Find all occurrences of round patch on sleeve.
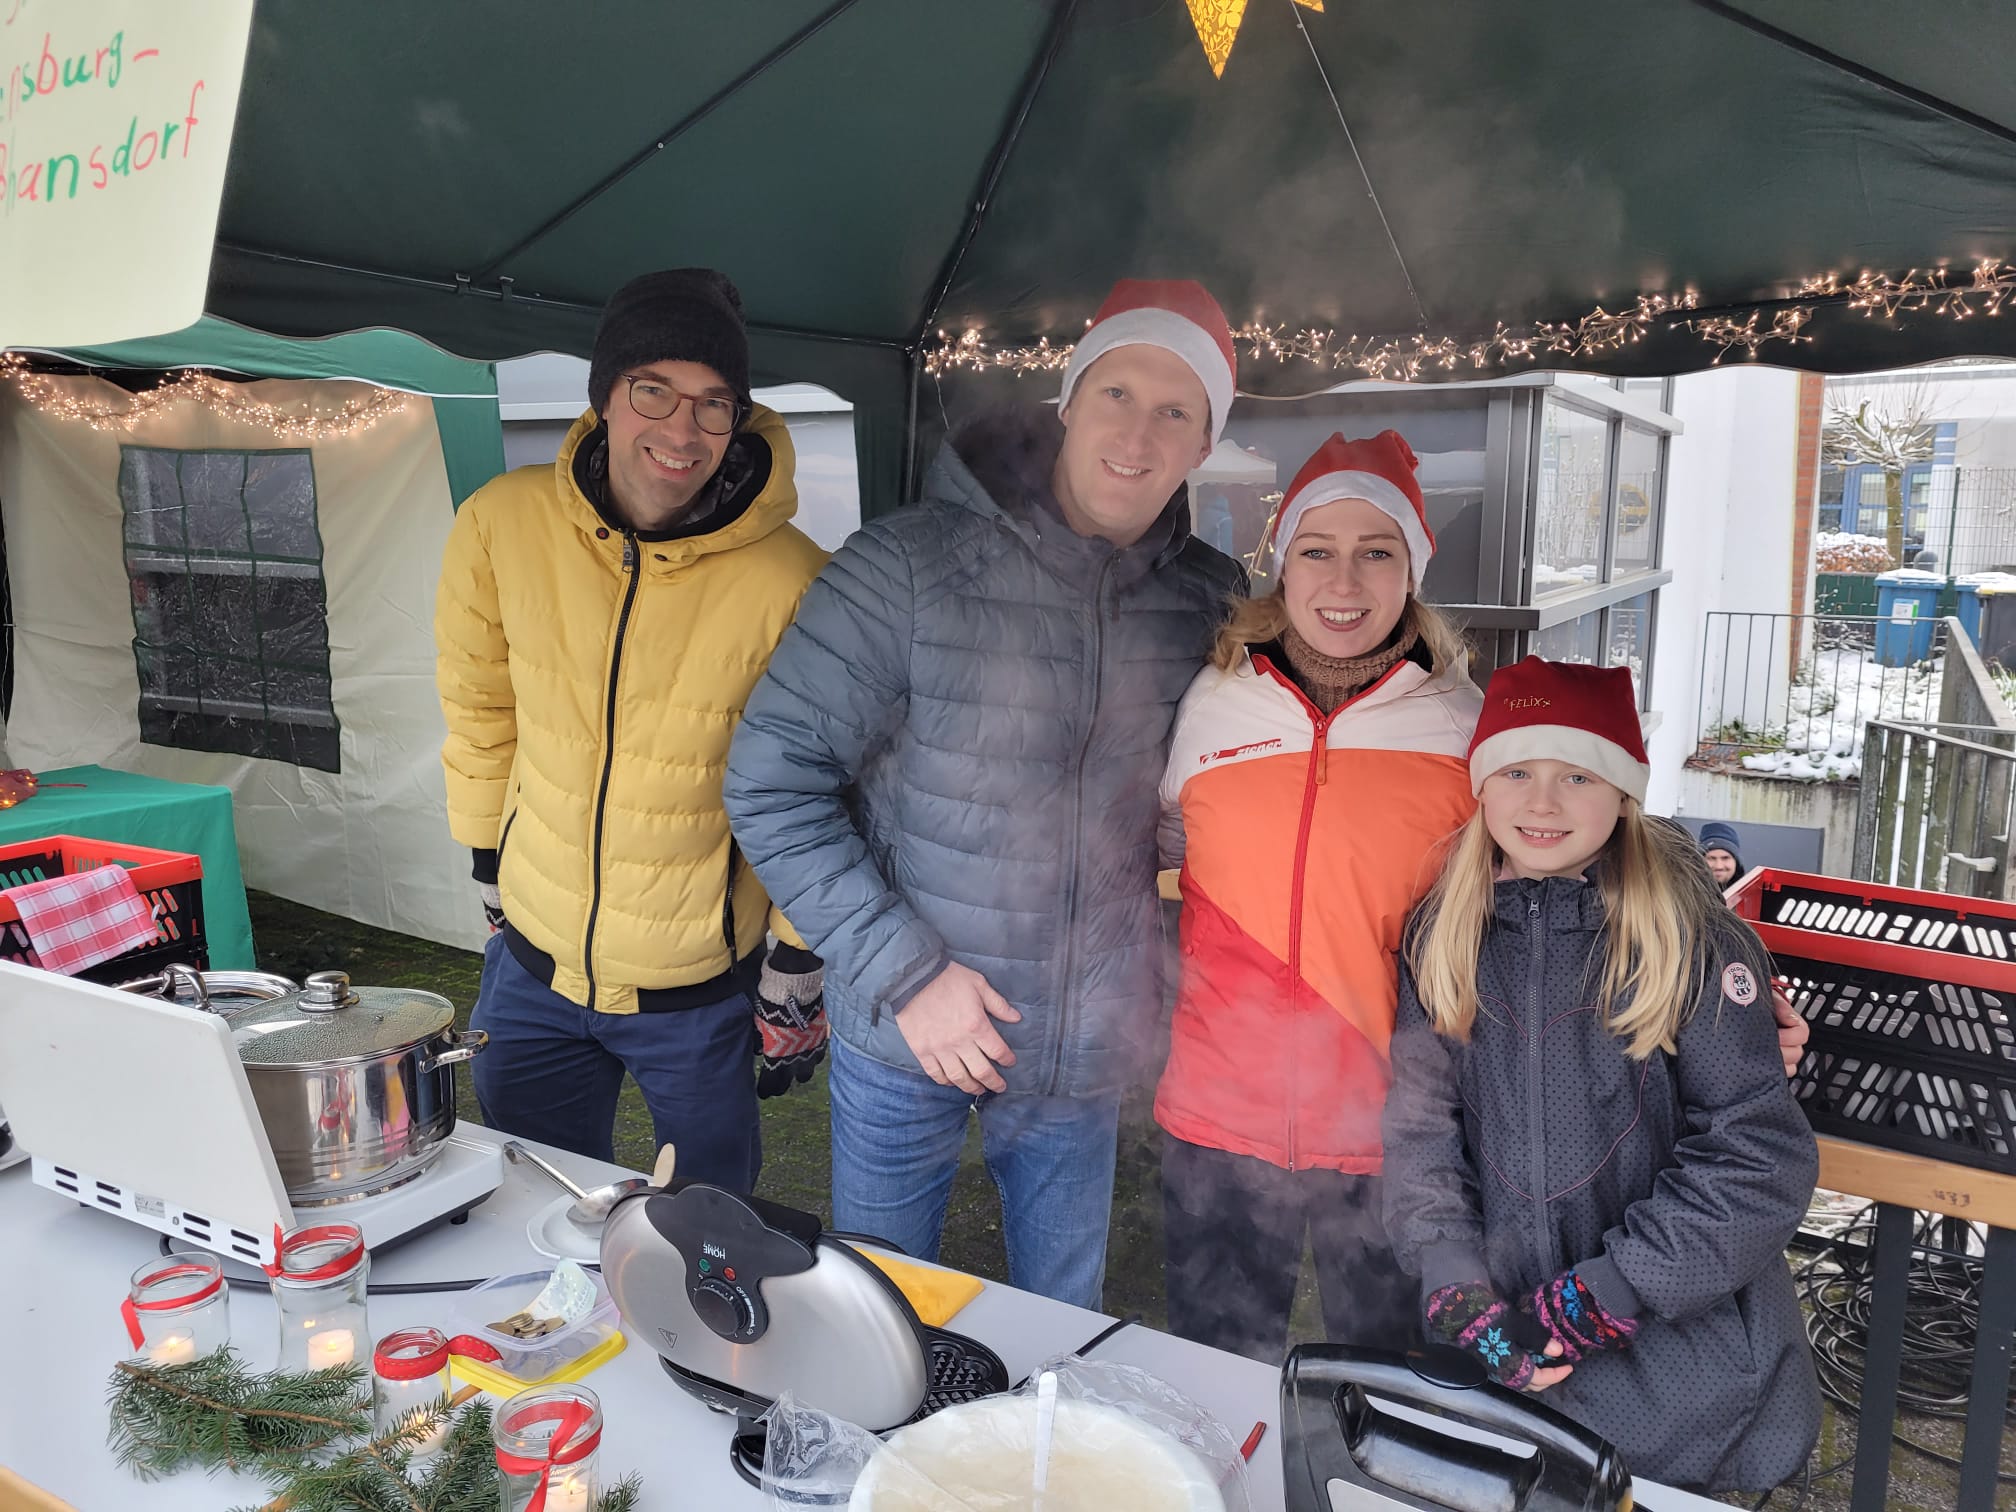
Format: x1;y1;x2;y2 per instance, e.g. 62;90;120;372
1722;962;1759;1005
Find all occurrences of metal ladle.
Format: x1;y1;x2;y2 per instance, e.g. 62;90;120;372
503;1141;649;1230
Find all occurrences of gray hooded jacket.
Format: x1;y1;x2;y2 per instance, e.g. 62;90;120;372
723;410;1242;1097
1383;873;1821;1493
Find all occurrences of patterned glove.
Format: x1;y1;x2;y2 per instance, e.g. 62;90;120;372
755;943;826;1100
478;881;505;934
1425;1282;1555;1390
1529;1269;1637;1363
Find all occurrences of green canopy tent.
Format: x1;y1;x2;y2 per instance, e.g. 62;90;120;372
204;0;2016;514
45;319;504;507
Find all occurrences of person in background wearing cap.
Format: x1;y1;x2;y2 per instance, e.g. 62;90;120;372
435;269;830;1185
1699;820;1746;888
723;280;1244;1306
1154;431;1482;1360
1383;658;1820;1493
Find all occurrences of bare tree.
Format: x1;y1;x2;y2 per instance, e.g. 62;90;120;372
1822;383;1938;566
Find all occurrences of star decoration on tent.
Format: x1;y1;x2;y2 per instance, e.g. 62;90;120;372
1187;0;1324;77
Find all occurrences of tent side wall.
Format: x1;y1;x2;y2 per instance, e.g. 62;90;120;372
0;377;487;952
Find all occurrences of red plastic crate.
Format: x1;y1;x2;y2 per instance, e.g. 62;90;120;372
0;834;208;982
1728;868;2016;1173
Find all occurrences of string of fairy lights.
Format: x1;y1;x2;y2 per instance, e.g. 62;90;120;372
0;351;410;441
923;260;2016;384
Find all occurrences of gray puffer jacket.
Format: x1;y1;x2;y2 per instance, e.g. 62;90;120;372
723;409;1242;1097
1382;873;1821;1493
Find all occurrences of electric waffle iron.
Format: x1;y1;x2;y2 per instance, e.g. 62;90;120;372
1281;1346;1633;1512
600;1179;1008;1487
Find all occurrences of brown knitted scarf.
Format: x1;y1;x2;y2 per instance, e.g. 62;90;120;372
1278;620;1420;714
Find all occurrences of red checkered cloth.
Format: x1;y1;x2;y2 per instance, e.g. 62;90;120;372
4;865;160;976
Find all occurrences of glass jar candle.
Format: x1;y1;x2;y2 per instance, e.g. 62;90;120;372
492;1384;602;1512
268;1222;369;1373
372;1327;453;1454
123;1254;230;1364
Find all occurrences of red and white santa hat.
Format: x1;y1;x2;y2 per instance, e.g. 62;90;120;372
1058;279;1237;445
1467;657;1650;803
1259;430;1435;582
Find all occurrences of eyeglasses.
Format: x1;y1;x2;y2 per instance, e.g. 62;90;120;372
621;375;742;436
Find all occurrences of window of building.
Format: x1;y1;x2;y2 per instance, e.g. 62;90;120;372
1215;377;1675;710
120;447;340;772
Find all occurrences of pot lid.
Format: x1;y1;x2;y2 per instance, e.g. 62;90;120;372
230;971;455;1067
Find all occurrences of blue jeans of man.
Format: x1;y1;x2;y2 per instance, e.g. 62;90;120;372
468;934;761;1190
826;1039;1120;1310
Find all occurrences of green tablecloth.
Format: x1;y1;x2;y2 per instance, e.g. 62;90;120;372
0;765;255;970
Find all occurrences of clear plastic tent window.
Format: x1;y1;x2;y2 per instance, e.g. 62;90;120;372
119;446;340;772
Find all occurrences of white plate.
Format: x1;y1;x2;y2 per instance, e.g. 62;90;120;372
525;1194;602;1265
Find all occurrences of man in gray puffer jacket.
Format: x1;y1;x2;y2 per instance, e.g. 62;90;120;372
724;281;1244;1306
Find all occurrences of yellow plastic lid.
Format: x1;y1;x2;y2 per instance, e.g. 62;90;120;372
450;1328;628;1396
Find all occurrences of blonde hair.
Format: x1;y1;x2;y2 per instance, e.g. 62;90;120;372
1406;801;1738;1060
1211;589;1468;677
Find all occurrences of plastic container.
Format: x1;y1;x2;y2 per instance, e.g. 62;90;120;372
0;835;207;981
453;1266;620;1383
1728;867;2016;1173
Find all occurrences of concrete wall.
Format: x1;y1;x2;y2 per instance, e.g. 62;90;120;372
1643;366;1804;816
1675;765;1859;875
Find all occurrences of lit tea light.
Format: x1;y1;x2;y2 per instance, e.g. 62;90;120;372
305;1328;355;1369
147;1332;197;1366
544;1472;594;1512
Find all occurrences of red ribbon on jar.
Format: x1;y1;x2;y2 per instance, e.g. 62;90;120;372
264;1222;366;1281
120;1262;223;1349
493;1398;601;1512
372;1328;450;1380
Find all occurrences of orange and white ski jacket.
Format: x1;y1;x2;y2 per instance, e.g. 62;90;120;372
1155;643;1482;1173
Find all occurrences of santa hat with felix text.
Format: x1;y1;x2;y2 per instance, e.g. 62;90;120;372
1467;657;1651;803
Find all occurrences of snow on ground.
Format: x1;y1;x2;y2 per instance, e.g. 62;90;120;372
1738;646;1942;781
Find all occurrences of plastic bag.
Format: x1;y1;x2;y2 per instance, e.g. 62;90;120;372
761;1355;1251;1511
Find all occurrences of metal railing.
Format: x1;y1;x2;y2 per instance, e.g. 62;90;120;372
1693;612;1949;779
1852;721;2016;897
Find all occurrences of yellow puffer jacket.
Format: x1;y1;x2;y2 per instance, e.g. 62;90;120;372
435;406;826;1013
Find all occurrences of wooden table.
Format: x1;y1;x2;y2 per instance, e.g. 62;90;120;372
1816;1137;2016;1512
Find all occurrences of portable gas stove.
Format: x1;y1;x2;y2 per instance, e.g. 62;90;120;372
0;963;501;1269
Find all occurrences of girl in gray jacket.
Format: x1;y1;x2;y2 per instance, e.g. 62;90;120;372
1383;658;1821;1493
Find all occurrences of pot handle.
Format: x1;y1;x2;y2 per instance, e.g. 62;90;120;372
420;1029;489;1075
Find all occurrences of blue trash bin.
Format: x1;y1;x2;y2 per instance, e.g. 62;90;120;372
1953;576;1988;648
1875;571;1942;665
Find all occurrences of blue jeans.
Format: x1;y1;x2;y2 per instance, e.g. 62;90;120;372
468;934;761;1190
827;1039;1120;1310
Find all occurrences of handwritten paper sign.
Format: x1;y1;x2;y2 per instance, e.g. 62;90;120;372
0;0;253;346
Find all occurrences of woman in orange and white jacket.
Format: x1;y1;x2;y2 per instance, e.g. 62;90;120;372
1156;431;1481;1361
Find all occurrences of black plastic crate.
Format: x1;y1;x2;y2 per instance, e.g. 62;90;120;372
1791;1049;2016;1173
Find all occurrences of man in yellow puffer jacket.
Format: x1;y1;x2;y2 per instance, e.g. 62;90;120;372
434;269;828;1185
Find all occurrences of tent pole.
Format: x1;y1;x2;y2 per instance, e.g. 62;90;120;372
1685;0;2016;148
901;349;922;505
911;0;1082;344
466;0;866;283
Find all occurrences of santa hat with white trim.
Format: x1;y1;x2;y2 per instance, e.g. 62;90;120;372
1468;657;1650;804
1058;279;1237;445
1260;430;1434;584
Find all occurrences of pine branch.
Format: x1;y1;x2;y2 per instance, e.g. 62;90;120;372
110;1356;646;1512
108;1350;369;1481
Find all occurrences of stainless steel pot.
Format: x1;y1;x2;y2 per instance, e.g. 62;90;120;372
118;966;487;1205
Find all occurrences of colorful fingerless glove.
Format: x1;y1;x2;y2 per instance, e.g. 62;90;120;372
1424;1281;1553;1390
1529;1269;1637;1363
